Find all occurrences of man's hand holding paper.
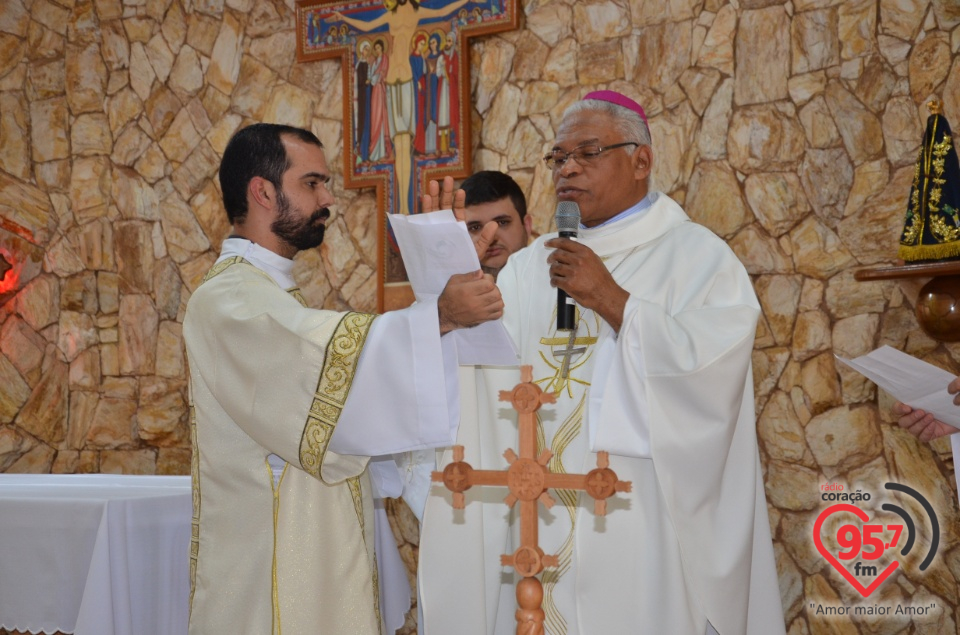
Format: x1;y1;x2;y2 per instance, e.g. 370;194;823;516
892;374;960;441
388;189;517;365
837;345;960;439
438;271;502;334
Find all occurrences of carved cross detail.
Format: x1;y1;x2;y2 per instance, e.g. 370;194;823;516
432;365;632;635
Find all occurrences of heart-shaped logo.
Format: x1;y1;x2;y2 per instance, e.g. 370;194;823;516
813;504;900;597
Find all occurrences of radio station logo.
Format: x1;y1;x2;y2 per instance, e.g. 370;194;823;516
814;482;939;598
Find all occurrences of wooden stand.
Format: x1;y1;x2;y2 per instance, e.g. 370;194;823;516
855;260;960;341
432;365;632;635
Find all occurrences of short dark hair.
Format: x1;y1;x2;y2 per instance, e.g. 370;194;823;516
460;171;527;219
219;123;323;224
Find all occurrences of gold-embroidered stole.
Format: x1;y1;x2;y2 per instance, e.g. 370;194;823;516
533;309;600;634
297;311;376;479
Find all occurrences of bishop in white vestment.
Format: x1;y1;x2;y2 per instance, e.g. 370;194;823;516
419;92;785;634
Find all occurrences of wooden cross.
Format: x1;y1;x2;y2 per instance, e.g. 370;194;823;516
433;365;632;635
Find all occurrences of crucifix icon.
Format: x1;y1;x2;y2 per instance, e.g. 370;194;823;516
433;365;632;635
295;0;520;309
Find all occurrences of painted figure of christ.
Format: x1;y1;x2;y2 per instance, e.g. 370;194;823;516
334;0;473;215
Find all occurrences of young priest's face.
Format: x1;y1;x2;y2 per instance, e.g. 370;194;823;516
270;135;335;252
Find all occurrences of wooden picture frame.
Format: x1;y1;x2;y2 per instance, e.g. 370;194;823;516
295;0;519;310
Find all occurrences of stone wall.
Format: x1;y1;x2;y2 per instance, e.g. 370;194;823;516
2;0;960;632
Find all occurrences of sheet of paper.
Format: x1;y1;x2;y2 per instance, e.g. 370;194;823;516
836;345;960;425
388;210;517;366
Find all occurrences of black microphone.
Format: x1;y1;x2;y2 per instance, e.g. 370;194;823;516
554;201;580;331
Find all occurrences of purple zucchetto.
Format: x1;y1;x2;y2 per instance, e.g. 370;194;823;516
582;90;648;126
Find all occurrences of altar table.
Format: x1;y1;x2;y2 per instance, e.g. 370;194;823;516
0;474;191;635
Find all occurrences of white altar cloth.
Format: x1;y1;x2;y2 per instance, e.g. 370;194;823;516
0;474;191;635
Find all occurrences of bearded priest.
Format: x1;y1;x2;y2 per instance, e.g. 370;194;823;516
184;123;503;634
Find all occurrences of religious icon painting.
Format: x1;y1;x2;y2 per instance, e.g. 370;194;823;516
295;0;519;309
898;100;960;263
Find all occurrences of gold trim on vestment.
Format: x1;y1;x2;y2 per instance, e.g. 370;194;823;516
288;288;308;307
534;308;597;634
268;459;289;635
540;393;587;635
298;311;377;482
202;255;243;282
347;476;383;634
347;476;365;535
188;405;200;616
202;255;279;285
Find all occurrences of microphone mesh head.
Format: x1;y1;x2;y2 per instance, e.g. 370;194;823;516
555;202;581;233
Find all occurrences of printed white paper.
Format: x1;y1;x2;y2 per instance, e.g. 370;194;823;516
836;345;960;425
837;345;960;508
388;210;517;366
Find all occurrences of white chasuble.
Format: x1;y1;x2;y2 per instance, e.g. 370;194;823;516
185;253;455;635
420;193;786;635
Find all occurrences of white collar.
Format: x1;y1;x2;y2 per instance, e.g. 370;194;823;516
217;237;297;290
579;192;689;258
583;191;658;229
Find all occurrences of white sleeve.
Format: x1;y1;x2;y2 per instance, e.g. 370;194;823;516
395;448;438;522
366;456;404;498
329;298;460;457
588;295;652;458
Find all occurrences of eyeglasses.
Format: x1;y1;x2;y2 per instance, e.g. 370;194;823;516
543;142;640;170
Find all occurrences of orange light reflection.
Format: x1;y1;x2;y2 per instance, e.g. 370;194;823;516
0;250;19;295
